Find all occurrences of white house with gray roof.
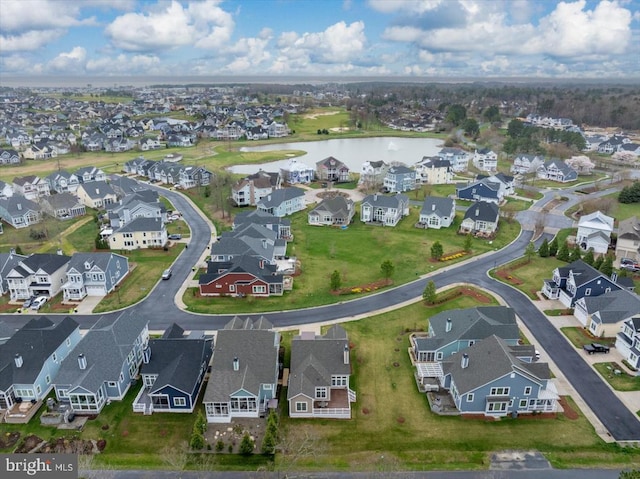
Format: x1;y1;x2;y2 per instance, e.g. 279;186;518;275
256;187;306;217
308;196;355;226
360;193;409;227
574;289;640;338
459;201;499;236
0;317;81;416
418;196;456;229
576;210;614;254
62;252;129;301
76;181;117;209
54;312;149;415
288;325;356;419
0;196;41;229
0;251;27;296
439;335;558;417
6;253;71;301
203;316;279;423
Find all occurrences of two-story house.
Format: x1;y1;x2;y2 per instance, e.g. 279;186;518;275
615;315;640;370
0;251;27;296
232;170;280;207
383;165;416;193
414;157;452;185
0;196;41;229
280;159;315;184
574;289;640;338
76;181;117;209
417;196;456;229
12;175;50;200
75;166;107;183
472;148;498;172
537;160;578;183
46;171;80;194
256;187;306;217
6;253;71;301
576;210;614;254
358;160;388;189
308;196;355;226
459;201;499;236
315;156;350;183
233;210;293;241
511;154;544;175
109;217;167;250
437;147;470;172
54;312;149;415
360;193;409;227
616;216;640;264
62;252;129;301
203;317;279;423
288;325;356;419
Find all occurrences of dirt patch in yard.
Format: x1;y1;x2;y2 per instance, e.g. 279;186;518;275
558;396;579;420
0;431;20;450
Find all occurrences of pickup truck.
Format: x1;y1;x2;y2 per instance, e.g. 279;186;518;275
583;343;610;354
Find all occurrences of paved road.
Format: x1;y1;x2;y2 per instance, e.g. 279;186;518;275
3;179;640;441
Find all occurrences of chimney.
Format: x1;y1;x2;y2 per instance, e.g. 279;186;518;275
143;345;151;364
343;344;349;365
432;203;436;211
475;208;479;217
373;193;378;201
461;353;469;369
233;357;239;371
56;248;63;255
96;188;100;195
14;353;23;368
262;239;267;249
445;318;452;333
9;247;15;256
78;354;87;370
17;203;22;211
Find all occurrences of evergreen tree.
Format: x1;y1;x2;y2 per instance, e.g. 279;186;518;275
330;270;342;291
380;260;395;280
423;280;437;304
189;431;204;450
568;246;582;262
524;242;536;262
582;248;595;266
431;241;444;260
593;255;604;270
557;241;570;262
463;234;473;253
548;237;559;256
239;432;254;456
538;238;549;257
14;245;24;255
600;255;614;276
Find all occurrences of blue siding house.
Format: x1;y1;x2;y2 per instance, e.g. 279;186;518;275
456;180;501;204
54;311;149;415
383;165;416;192
440;335;558;417
133;324;213;414
0;317;81;418
257;187;306;217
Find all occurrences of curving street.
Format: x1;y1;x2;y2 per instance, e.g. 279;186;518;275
3;180;640;441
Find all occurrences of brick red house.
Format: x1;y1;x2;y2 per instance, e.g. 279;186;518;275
199;256;291;297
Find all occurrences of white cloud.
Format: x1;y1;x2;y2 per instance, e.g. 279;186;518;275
223;35;272;73
105;0;234;52
86;54;162;75
0;30;66;53
368;0;443;14
48;46;87;72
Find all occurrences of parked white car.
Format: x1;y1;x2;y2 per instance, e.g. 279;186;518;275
30;296;48;310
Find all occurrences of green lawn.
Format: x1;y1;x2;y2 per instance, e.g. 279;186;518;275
184;207;521;314
593;362;640;392
491;256;566;300
503;197;534;211
275;295;635;472
560;327;615;350
515;188;544;201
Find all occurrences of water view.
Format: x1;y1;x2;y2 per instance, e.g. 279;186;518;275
230;137;444;174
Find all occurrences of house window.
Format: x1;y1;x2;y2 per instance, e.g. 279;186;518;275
263;384;272;390
66;338;71;347
36;385;41;396
489;387;510;396
229;285;235;292
585;288;591;296
58;389;67;398
524;386;532;395
467;393;474;402
46;375;51;384
52;352;57;362
487;402;507;412
108;381;117;387
253;285;267;294
315;387;328;399
119;373;124;382
173;397;186;407
331;376;348;387
519;399;527;408
295;402;308;412
436;352;443;360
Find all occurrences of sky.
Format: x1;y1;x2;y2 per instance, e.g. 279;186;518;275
1;0;639;82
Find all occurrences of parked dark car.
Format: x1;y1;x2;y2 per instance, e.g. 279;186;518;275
621;258;639;266
583;343;610;354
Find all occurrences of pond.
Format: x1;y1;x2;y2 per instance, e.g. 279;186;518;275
229;137;444;174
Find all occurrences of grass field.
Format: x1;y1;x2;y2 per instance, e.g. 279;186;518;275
560;327;616;350
183;206;521;314
594;362;640;392
491;256;566;300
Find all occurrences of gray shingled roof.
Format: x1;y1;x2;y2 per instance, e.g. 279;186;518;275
0;316;79;390
287;325;350;401
203;319;278;402
257;187;305;208
361;193;408;209
115;216;164;233
441;335;550;395
308;196;353;219
414;306;519;352
420;196;454;218
79;180;115;199
0;196;40;215
583;290;640;324
44;192;82;210
55;311;148;394
19;253;71;275
463;201;499;223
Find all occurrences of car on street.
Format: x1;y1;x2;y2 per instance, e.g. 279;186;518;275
583;343;610;354
168;234;182;240
161;269;172;280
30;296;48;310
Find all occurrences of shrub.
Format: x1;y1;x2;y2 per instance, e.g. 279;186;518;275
239;432;254;456
215;440;225;452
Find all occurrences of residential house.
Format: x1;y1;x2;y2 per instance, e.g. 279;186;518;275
0;317;81;414
233;210;293;240
574;289;640;338
472;148;498;172
437;147;470;172
5;253;71;301
476;173;515;198
199;255;291;297
40;193;86;220
203;316;279;423
511;154;545;175
308;196;355;226
537;159;578;183
108;175;148;198
106;192;165;229
139;137;162;151
211;223;286;266
0;251;27;295
383;164;416;193
178;166;212;189
75;166;107;183
417;196;456;229
76;181;117;209
615;316;640;370
0;180;13;199
456;179;501;204
45;171;80;194
0;148;21;165
109;217;167;250
267;121;289;138
315;156;350;183
598;135;628;154
459;201;499;236
22;141;57;160
280;159;314;184
232;170;280;207
360;193;409;227
414;156;452;185
12;175;50;200
358;160;388;188
133;324;213;414
616;216;640;264
439;335;558;417
576;210;614;254
288;325;356;419
0;196;41;229
256;187;306;217
54;312;149;415
62;252;129;301
542;259;627;307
